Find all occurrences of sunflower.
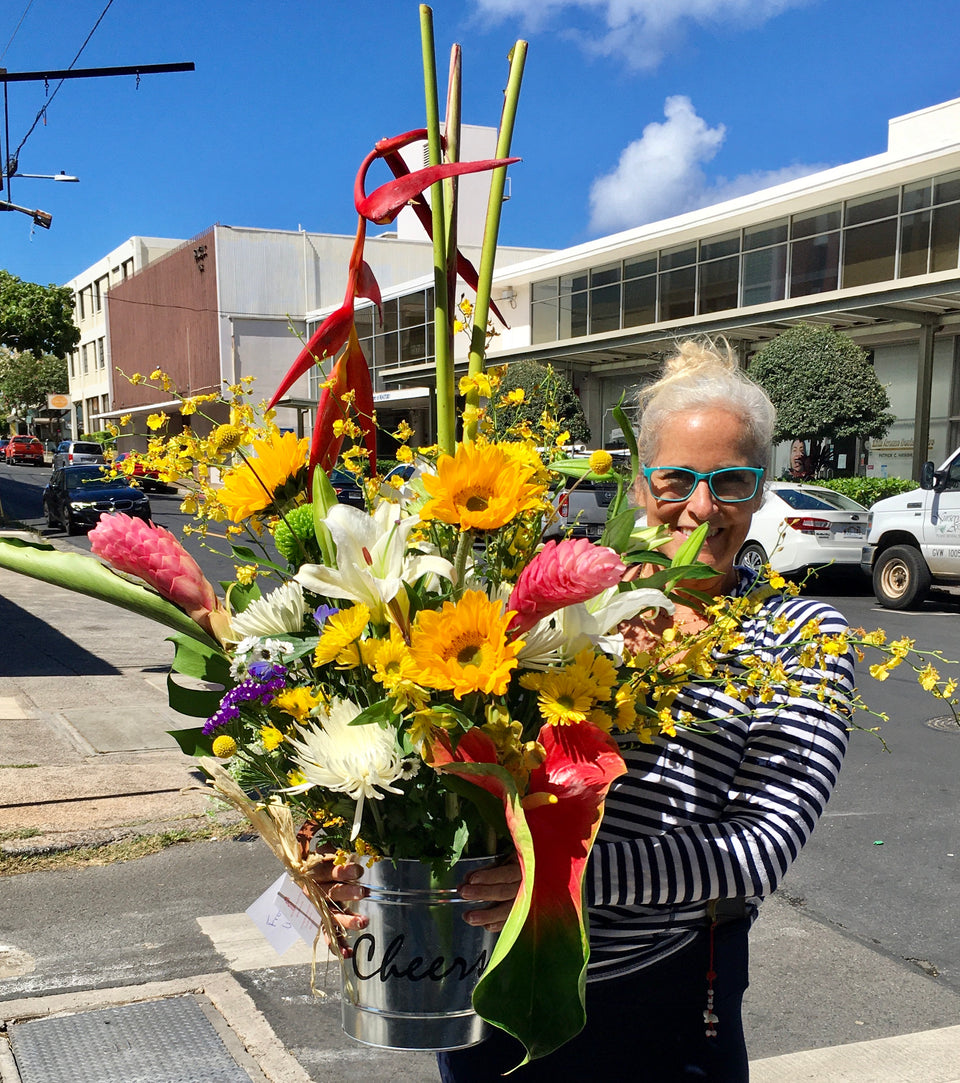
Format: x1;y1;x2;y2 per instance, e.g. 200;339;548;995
419;442;547;531
409;590;521;698
218;431;309;522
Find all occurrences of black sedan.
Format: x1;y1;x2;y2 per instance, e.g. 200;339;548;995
43;465;152;535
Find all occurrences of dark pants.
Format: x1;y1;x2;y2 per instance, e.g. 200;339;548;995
437;918;750;1083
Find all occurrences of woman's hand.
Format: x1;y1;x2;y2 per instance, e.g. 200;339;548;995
458;858;522;933
308;845;369;954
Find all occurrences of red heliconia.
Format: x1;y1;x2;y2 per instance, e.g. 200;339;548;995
268;132;520;479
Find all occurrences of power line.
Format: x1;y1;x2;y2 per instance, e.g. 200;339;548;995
12;0;116;162
0;0;36;65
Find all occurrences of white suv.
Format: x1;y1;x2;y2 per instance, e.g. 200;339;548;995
52;440;105;471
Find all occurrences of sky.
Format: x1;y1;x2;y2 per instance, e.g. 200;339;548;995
1;0;959;287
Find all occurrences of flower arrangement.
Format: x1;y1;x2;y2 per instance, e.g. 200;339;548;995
0;6;957;1069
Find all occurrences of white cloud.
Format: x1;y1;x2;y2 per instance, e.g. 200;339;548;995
587;96;824;234
474;0;810;70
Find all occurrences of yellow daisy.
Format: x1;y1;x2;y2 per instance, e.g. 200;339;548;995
419;442;546;531
218;431;309;522
409;590;521;698
261;725;285;750
371;629;419;693
272;686;323;723
566;648;618;701
314;603;370;667
534;670;595;726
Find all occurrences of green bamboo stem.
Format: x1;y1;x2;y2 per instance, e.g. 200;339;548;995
443;45;462;373
464;39;527;442
420;5;455;455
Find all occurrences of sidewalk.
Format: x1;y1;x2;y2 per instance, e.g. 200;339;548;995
1;533;959;1081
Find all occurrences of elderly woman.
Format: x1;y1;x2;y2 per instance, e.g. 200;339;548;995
438;339;854;1081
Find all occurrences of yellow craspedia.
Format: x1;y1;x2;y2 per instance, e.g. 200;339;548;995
588;449;613;475
212;735;237;759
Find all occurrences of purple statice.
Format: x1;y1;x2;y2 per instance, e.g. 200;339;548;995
202;672;288;735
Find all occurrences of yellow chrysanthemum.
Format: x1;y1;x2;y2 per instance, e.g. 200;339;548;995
419;443;546;531
272;686;323;723
218;431;309;522
261;725;285;750
314;603;370;667
408;590;521;698
371;630;419;693
566;648;618;701
212;735;237;758
534;671;595;726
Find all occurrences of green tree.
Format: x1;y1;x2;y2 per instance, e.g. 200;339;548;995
0;346;68;418
747;324;895;474
0;270;79;358
493;360;591;445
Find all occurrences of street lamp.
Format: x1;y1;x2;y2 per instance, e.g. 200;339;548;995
12;170;79;182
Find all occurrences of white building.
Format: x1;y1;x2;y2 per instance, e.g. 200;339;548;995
343;96;960;480
64;236;182;438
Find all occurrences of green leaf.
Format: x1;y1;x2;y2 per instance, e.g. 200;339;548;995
223;579;261;613
612;395;640;481
0;537;218;647
311;467;338;565
167;726;214;758
229;544;289;576
165;632;232;719
670;520;709;566
348;699;397;728
600;506;638;553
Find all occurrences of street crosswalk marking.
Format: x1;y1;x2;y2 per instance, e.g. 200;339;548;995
750;1023;960;1083
196;913;334;971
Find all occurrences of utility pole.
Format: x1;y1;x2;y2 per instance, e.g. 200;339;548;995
1;61;194;226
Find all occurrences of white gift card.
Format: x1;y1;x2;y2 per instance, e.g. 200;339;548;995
246;873;302;956
275;873;323;945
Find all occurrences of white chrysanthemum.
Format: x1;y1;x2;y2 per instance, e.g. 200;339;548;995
231;580;306;638
284;697;406;840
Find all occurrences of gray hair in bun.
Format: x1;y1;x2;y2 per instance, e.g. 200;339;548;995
634;338;775;475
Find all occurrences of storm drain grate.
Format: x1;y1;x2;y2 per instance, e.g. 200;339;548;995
925;714;960;734
8;995;253;1083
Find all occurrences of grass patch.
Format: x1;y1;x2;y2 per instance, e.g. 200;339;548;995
0;827;42;841
0;763;40;769
0;822;243;876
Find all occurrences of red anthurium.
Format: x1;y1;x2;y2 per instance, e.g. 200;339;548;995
431;722;626;1065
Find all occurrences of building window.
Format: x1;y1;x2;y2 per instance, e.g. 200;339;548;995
77;290;85;322
81;344;89;374
97;338;106;369
94;279;102;313
122;258;134;279
526;172;960;342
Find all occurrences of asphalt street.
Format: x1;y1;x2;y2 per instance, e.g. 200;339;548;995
2;460;960;1080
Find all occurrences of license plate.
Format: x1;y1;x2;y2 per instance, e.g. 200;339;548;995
842;526;865;538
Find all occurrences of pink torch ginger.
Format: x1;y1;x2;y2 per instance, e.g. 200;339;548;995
507;538;626;635
89;513;229;641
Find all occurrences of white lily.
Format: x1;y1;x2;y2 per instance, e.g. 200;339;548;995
230;580;306;638
516;586;673;667
295;502;454;625
284;697;409;841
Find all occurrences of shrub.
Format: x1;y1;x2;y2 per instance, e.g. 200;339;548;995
814;476;918;507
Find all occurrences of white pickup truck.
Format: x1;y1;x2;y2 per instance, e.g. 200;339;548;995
861;447;960;608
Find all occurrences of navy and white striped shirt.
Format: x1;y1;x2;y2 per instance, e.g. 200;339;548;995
587;574;853;980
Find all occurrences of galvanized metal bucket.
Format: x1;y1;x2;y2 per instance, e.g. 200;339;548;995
340;856;496;1051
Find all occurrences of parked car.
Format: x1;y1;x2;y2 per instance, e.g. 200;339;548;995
0;437;10;457
43;465;151;535
52;440;105;471
861;446;960;608
330;467;367;510
735;481;872;575
113;451;164;491
544;474;619;541
4;434;45;465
